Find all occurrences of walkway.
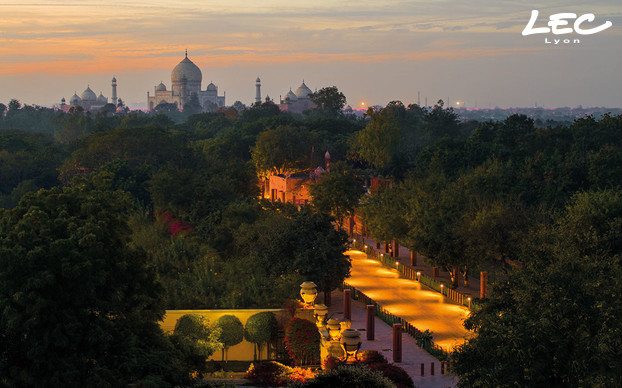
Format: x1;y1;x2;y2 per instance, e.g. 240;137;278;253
345;250;470;350
328;287;458;388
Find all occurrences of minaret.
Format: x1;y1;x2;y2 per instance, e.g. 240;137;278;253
255;77;261;103
111;77;118;105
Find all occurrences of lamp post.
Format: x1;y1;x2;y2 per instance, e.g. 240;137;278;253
467;297;472;309
416;271;421;281
440;284;444;296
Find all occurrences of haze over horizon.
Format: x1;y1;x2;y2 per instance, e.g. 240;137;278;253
0;0;620;109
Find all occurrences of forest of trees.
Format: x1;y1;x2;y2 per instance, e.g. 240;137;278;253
1;92;622;386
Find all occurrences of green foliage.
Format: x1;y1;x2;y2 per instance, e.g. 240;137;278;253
308;86;347;116
173;314;222;358
0;186;190;386
244;312;279;360
283;318;320;366
245;361;315;386
215;315;244;362
309;163;365;223
288;365;396;388
251;125;313;178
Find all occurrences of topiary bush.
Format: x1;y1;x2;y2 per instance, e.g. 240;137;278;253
215;315;244;362
287;365;396;388
244;311;279;361
170;314;222;377
366;362;414;388
245;361;315;386
358;350;388;365
283;318;321;366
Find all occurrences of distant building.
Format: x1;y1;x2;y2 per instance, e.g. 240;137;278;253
278;81;316;113
147;51;225;111
263;151;331;204
60;77;120;112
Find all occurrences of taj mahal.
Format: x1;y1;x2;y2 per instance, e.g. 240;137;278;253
147;51;225;111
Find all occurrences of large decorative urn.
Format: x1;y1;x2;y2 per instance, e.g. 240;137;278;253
340;329;362;362
314;304;328;327
326;318;342;341
300;281;318;306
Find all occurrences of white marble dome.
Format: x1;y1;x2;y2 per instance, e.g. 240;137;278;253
171;55;202;85
295;81;312;99
156;82;167;91
285;89;298;101
81;86;97;101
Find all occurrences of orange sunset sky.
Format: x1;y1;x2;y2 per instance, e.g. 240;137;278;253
0;0;621;108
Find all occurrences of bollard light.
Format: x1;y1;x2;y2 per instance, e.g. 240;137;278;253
467;297;472;309
416;271;421;281
440;284;444;296
364;245;368;249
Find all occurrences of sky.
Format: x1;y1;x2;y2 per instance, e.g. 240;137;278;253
0;0;621;108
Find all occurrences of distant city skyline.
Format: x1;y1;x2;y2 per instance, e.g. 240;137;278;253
0;1;621;108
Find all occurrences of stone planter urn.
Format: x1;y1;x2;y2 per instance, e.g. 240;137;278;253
326;319;342;341
314;304;328;327
340;329;362;362
300;281;318;306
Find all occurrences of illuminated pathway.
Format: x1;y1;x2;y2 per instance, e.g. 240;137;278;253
345;250;470;350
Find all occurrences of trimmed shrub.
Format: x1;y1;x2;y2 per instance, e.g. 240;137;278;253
358;350;388;365
244;311;279;361
245;361;315;386
283;318;320;366
215;315;244;362
287;365;396;388
367;363;414;388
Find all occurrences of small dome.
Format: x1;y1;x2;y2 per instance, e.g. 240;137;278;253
325;151;331;160
206;82;217;91
295;81;312;99
97;93;107;103
112;76;117;83
171;54;202;85
285;89;297;101
156;82;167;91
61;97;66;103
70;92;81;105
81;86;97;101
256;77;261;83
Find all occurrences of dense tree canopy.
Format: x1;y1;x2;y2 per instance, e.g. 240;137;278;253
0;187;189;386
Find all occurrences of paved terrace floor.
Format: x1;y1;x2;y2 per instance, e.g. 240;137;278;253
345;250;471;351
328;287;458;388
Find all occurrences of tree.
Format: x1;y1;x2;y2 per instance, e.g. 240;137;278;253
215;315;244;362
183;92;202;114
251;125;313;178
244;311;279;361
172;314;222;375
0;186;190;386
309;86;347;116
309;163;365;225
452;254;622;387
154;102;178;113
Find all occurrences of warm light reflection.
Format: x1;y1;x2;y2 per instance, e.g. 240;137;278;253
346;250;469;350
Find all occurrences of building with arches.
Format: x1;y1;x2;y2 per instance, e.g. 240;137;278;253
147;52;225;111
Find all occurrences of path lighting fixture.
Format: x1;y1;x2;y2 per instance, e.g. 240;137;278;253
468;297;472;309
395;261;399;267
416;271;421;281
340;329;362;363
364;245;368;249
440;284;444;295
300;281;318;306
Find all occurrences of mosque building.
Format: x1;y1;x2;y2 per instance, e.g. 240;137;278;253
60;77;121;112
147;51;225;111
255;78;316;114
